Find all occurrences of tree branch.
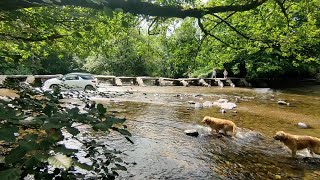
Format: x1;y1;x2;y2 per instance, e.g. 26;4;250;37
212;14;253;40
275;0;290;27
0;33;68;42
197;18;238;50
147;17;160;35
0;0;269;18
207;12;236;33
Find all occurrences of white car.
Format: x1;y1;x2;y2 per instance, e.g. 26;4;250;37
43;73;98;91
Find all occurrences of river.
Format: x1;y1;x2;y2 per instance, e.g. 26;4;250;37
91;85;320;179
1;85;320;179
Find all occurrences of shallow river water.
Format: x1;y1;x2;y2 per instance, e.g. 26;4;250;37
2;85;320;179
91;85;320;180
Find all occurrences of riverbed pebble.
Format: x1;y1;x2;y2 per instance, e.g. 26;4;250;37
184;129;199;137
188;101;196;104
274;175;281;179
277;100;290;106
297;122;309;129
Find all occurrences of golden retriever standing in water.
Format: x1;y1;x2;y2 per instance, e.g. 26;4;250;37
202;116;236;136
273;131;320;158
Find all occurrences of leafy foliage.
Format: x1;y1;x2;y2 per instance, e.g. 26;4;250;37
0;0;319;79
0;84;132;179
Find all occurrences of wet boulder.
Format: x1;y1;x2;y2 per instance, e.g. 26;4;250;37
184;129;199;137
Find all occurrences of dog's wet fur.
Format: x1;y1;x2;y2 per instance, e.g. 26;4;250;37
202;116;236;137
273;131;320;158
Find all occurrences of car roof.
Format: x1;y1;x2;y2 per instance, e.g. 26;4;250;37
66;72;93;76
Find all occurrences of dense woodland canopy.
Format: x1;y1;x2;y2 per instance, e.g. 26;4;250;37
0;0;319;78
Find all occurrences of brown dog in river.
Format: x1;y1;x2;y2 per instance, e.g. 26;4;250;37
202;116;236;136
273;131;320;158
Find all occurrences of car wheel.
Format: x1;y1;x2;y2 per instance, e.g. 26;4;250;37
84;85;96;91
50;84;60;90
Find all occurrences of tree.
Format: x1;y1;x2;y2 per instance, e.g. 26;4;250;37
0;0;268;18
0;0;319;78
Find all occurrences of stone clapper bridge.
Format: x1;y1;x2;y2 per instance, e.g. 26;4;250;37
0;75;252;87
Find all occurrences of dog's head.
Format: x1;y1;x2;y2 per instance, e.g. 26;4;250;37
202;116;212;125
273;131;287;141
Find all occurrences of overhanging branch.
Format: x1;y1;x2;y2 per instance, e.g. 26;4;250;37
275;0;290;27
212;14;252;40
0;33;68;42
197;18;238;50
0;0;269;18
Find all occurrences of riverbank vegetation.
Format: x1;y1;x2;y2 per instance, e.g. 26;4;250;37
0;0;319;79
0;82;133;179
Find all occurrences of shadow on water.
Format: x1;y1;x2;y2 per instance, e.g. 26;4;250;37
103;100;320;180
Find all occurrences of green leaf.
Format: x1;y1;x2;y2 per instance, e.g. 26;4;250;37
42;122;64;130
5;146;27;164
48;154;72;170
39;140;54;151
43;105;53;117
34;153;50;163
19;140;39;151
97;104;107;115
107;117;126;124
24;157;42;168
115;128;131;136
93;121;112;131
53;145;78;155
0;168;22;180
73;161;93;171
67;107;80;117
0;126;18;142
73;32;83;38
66;126;80;136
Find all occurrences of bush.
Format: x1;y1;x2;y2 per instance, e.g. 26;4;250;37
0;85;132;179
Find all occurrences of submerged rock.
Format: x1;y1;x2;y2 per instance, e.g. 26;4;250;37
184;129;199;137
203;101;212;107
212;99;237;110
220;108;226;114
188;101;196;104
194;103;203;109
277;100;290;106
297;122;309;129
